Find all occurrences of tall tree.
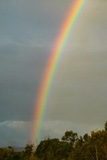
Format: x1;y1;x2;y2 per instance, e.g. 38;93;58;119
62;130;78;147
105;121;107;131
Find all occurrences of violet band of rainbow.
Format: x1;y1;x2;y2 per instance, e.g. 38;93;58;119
31;0;87;143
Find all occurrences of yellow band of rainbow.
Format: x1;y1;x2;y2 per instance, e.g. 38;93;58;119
31;0;87;143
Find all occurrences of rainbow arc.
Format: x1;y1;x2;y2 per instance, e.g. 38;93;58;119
31;0;87;143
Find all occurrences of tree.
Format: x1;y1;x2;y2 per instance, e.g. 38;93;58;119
105;121;107;131
0;147;14;160
35;138;59;160
21;144;34;160
35;138;70;160
62;130;78;147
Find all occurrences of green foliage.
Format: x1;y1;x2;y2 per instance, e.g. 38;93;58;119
35;122;107;160
35;138;70;160
0;145;38;160
1;121;107;160
21;144;36;160
105;121;107;131
62;130;78;147
0;147;14;160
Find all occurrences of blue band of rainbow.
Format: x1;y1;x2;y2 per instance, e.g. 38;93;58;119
31;0;87;143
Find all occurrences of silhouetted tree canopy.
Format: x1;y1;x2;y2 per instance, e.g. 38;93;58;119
0;121;107;160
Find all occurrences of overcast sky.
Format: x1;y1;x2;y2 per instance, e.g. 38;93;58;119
0;0;107;146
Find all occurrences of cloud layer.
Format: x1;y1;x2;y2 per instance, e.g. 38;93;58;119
0;0;107;146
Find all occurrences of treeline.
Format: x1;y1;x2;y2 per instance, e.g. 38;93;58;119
1;122;107;160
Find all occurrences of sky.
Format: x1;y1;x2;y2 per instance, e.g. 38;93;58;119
0;0;107;146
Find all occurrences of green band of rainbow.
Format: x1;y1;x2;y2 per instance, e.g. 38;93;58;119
31;0;87;143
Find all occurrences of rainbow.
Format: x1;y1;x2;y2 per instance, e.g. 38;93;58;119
31;0;87;143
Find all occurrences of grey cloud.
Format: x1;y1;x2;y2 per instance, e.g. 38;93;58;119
41;120;104;141
0;0;107;145
0;121;30;146
44;0;107;130
46;50;107;126
0;44;50;122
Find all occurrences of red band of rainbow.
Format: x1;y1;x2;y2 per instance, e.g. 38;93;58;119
31;0;87;143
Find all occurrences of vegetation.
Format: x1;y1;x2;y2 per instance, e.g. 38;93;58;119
0;121;107;160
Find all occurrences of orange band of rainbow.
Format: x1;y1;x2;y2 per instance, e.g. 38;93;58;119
31;0;87;143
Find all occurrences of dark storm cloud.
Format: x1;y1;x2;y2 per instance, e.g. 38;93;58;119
0;0;75;146
45;0;107;135
0;0;107;145
0;43;50;122
0;121;30;146
0;0;72;123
